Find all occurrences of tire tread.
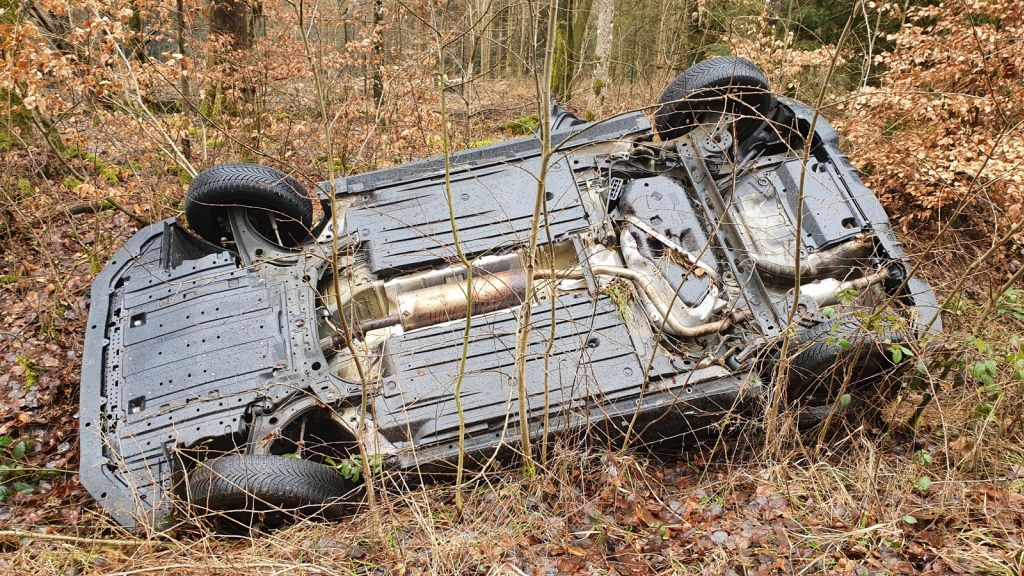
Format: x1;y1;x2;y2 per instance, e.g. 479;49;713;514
185;164;313;246
188;455;350;514
654;56;771;140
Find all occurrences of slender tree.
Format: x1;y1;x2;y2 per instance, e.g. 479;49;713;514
590;0;614;114
371;0;385;108
550;0;593;102
205;0;253;115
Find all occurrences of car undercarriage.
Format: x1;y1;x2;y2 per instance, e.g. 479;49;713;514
79;58;941;530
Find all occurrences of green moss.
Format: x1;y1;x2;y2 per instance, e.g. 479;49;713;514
66;146;120;184
15;355;39;389
0;274;18;285
0;95;32;151
0;125;20;151
16;178;31;197
550;25;571;102
966;13;1001;28
63;176;82;190
499;115;540;136
314;154;347;173
199;93;220;119
467;139;497;149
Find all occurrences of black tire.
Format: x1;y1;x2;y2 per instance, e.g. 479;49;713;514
654;56;772;141
185;163;313;247
186;455;351;529
789;317;904;398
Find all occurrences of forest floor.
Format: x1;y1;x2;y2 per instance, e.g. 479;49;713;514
1;77;1023;576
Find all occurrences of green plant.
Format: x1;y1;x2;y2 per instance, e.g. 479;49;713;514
601;281;632;323
39;302;67;340
913;449;934;467
912;475;932;492
996;287;1024;321
16;355;39;389
325;454;383;483
84;245;102;275
16;177;32;197
888;343;914;364
0;436;49;502
960;335;1024;421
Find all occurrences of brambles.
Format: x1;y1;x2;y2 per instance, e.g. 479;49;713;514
0;436;57;503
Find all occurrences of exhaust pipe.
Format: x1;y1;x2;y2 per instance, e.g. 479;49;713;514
352;268;529;336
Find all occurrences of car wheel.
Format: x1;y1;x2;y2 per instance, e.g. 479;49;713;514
186;454;351;530
789;317;904;397
653;56;772;141
185;163;314;247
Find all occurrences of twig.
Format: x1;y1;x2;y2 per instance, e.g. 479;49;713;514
25;198;151;228
0;529;156;547
429;12;475;512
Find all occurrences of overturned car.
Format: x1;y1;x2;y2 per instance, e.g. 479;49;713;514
80;57;940;529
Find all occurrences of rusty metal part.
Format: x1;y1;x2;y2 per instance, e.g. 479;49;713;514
396;268;528;331
344;269;530;337
800;266;891;307
621;214;719;280
357;315;402;334
751;236;875;281
320;333;347;353
536;267;746;338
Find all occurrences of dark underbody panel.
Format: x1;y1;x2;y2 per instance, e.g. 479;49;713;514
343;157;587;276
81;101;941;530
80;113;663;527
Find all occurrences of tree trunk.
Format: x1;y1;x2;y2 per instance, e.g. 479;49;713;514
550;0;594;103
127;1;148;62
371;0;384;108
477;0;491;80
209;0;252;51
590;0;614;115
550;1;573;102
205;0;253;116
654;0;671;71
176;0;191;105
516;2;527;76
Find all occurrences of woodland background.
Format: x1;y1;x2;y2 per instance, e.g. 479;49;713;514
1;0;1023;574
